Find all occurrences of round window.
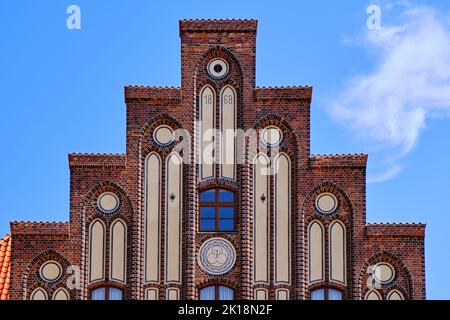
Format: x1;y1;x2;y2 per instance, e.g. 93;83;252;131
153;125;175;146
39;261;62;282
261;126;283;146
373;263;396;284
207;58;229;79
97;192;120;213
315;193;338;214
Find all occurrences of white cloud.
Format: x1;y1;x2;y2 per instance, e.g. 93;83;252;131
331;3;450;182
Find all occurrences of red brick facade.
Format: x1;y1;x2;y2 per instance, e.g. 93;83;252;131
5;19;425;300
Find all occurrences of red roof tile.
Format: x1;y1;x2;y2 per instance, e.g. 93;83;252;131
0;233;11;300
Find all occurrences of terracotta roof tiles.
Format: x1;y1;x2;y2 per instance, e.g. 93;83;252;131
0;233;11;300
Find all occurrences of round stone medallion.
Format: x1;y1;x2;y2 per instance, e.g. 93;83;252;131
198;238;236;275
39;261;62;282
207;58;229;79
315;193;338;214
261;126;283;146
153;125;175;146
373;262;395;284
97;192;120;213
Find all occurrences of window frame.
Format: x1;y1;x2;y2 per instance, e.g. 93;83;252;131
310;287;344;301
89;286;124;300
199;189;236;232
199;285;235;300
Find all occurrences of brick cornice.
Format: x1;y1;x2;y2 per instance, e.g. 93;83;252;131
310;154;368;168
124;86;181;104
10;221;69;235
255;86;312;102
68;153;126;169
179;19;258;35
366;223;426;238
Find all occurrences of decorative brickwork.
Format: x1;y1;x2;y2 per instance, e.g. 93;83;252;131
5;19;425;300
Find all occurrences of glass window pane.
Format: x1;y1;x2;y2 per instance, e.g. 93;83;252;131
328;289;342;300
219;219;234;231
109;288;123;300
219;207;234;219
200;206;216;219
200;286;216;300
310;289;325;300
218;286;234;300
219;190;234;202
200;190;216;202
200;219;216;231
91;288;106;300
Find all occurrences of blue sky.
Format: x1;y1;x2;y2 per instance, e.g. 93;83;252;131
1;0;449;299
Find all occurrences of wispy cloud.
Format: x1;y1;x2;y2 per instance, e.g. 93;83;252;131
331;2;450;182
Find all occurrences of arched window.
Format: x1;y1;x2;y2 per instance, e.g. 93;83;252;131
199;285;234;300
310;287;343;300
90;287;123;300
199;189;235;232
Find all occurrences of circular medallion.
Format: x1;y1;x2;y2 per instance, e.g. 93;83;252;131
207;58;229;79
315;193;338;214
373;263;395;284
153;125;175;146
97;192;120;213
198;238;236;275
39;261;62;282
261;126;283;146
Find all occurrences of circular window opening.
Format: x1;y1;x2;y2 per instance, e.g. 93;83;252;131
97;192;120;213
373;263;396;284
39;261;63;282
153;125;175;146
315;193;338;214
261;126;283;146
207;58;229;79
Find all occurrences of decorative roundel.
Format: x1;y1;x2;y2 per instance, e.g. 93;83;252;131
261;126;283;146
198;238;236;275
153;125;175;146
315;193;338;214
207;58;229;79
39;261;63;282
373;262;396;284
97;192;120;213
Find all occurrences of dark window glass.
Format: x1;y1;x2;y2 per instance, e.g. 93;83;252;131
219;219;234;231
200;190;216;202
310;288;342;301
199;189;235;232
200;219;215;231
219;190;234;202
91;288;106;300
90;287;123;300
199;285;234;300
200;207;215;219
219;207;234;219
